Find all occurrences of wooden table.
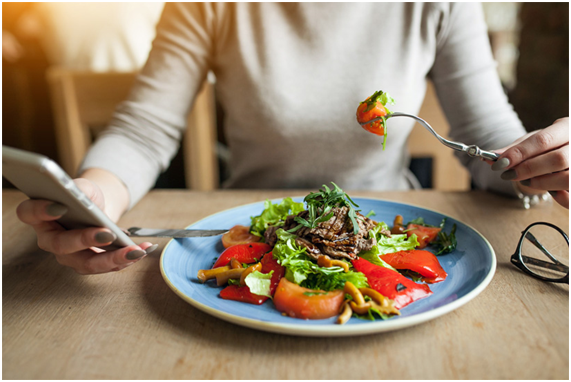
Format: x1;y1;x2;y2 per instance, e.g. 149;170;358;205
3;189;569;379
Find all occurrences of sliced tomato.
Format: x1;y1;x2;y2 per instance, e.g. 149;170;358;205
212;243;272;269
260;252;285;296
273;278;345;320
352;257;432;309
381;250;447;283
356;99;387;136
221;225;261;249
220;285;268;305
406;224;441;249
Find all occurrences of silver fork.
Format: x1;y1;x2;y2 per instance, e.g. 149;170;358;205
360;112;500;161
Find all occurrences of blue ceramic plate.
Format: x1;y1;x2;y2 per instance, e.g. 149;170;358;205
160;197;495;337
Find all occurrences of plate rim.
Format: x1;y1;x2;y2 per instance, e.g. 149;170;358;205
159;196;496;337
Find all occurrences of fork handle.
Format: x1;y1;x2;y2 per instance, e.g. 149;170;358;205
384;113;501;161
464;146;500;161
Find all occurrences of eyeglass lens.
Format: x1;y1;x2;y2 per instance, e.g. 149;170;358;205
521;224;569;279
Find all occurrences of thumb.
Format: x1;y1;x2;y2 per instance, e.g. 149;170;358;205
482;131;537;166
74;178;106;210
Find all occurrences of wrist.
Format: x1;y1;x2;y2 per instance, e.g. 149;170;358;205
79;168;130;221
512;182;550;209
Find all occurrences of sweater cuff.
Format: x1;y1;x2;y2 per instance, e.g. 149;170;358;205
467;157;517;198
78;134;162;210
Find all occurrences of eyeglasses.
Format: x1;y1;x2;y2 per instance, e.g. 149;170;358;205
511;222;569;284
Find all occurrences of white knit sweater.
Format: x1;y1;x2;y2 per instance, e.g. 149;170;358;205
80;2;525;208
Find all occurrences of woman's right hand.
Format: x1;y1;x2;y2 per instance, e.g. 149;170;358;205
16;178;155;275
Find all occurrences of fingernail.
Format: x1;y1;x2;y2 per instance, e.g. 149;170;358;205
145;244;159;254
519;179;531;187
491;158;510;171
126;249;146;260
46;202;68;217
501;169;517;180
95;231;117;244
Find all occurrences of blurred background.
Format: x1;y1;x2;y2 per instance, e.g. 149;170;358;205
2;2;569;190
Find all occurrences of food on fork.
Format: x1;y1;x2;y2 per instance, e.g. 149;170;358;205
356;90;395;148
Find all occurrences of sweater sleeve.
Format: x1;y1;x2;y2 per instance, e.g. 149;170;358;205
79;3;214;208
428;2;525;196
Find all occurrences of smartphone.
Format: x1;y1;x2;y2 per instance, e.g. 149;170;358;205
2;145;136;249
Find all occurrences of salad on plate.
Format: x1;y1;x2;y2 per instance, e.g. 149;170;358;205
197;183;457;324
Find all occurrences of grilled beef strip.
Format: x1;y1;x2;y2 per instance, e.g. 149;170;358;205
264;225;280;247
263;206;382;261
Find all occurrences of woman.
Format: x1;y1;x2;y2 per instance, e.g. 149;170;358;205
16;3;569;274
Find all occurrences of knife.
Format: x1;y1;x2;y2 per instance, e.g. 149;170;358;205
125;227;228;238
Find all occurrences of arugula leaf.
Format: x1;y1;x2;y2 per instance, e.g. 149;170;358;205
354;305;392;321
406;217;458;255
400;269;423;282
382;117;388;150
407;217;426;226
434;222;457;255
272;229;368;291
361;90;395;114
250;197;305;237
289;182;363;235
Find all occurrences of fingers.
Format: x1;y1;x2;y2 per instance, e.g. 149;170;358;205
55;242;157;275
489;119;569;205
493;119;569;171
484;132;536;165
16;199;120;254
33;222;157;274
520;170;569;192
16;197;158;275
500;146;569;184
16;199;68;226
549;190;570;209
37;226;118;255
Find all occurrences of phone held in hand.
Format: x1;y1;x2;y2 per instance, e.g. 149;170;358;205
2;145;136;249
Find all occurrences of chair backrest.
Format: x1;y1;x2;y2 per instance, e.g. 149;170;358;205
46;67;219;190
411;81;471;191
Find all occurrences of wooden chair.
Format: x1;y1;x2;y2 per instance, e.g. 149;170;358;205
46;67;219;190
411;81;471;191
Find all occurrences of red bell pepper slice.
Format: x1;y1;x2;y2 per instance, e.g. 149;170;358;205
260;252;285;296
212;242;272;268
220;285;268;305
219;252;285;305
352;257;432;309
381;250;447;284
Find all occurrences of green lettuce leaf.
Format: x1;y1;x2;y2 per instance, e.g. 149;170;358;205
362;90;395;114
250;197;305;237
272;229;368;291
358;222;420;270
244;270;274;298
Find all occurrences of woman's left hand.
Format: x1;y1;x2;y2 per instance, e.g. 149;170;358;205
489;117;569;209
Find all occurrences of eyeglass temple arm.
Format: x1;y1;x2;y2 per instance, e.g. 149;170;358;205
524;232;566;266
519;255;570;273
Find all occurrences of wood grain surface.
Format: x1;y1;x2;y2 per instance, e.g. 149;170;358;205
2;189;568;379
